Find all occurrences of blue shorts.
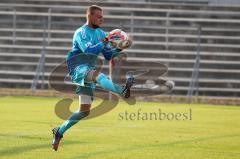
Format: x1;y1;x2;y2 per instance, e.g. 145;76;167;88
69;64;96;96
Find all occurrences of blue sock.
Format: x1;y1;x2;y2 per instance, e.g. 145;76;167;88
58;111;88;136
96;73;123;95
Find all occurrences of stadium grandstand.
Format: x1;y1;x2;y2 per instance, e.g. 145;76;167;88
0;0;240;103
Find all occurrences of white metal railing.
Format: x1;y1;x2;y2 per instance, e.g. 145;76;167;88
0;4;240;97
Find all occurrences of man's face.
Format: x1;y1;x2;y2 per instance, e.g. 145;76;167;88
89;9;103;28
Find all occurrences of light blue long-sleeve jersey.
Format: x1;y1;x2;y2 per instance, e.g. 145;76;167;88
72;24;106;55
66;24;119;73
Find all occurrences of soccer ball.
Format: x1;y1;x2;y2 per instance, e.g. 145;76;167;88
108;29;132;50
165;80;175;92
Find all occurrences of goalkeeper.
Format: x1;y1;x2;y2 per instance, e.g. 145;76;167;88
51;5;134;151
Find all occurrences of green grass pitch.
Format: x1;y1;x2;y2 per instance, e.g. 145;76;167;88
0;96;240;159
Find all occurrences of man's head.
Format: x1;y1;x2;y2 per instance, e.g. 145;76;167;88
86;5;103;29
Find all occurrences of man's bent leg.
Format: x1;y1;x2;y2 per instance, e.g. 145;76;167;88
86;70;123;95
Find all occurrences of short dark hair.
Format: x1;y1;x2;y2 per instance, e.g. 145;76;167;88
87;5;102;15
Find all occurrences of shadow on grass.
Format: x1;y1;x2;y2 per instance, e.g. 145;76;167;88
0;133;49;141
1;133;239;158
0;133;89;157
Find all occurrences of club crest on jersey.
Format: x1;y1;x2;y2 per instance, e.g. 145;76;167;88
86;42;92;47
